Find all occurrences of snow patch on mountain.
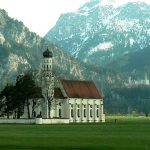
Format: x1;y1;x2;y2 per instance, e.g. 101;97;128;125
129;38;135;46
88;42;113;55
0;32;5;44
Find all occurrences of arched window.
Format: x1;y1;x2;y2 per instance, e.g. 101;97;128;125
97;109;99;118
84;109;86;117
71;109;74;117
90;109;93;118
47;65;49;70
77;109;80;117
59;109;61;118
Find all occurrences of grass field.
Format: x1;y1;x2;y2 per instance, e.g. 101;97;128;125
0;117;150;150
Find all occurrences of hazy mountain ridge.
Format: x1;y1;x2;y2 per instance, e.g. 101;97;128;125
45;0;150;68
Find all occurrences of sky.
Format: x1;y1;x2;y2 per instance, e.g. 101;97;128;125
0;0;150;37
0;0;90;37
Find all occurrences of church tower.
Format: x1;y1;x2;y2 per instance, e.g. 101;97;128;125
42;47;53;78
41;47;54;118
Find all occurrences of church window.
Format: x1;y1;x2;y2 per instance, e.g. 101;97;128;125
71;109;73;117
84;109;86;117
97;109;99;117
90;109;93;118
77;109;80;117
59;109;61;118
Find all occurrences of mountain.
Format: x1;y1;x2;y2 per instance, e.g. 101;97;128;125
45;0;150;68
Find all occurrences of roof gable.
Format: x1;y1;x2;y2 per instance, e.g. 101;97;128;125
61;80;102;99
54;88;66;99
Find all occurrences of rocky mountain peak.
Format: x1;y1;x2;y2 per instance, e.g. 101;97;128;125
45;0;150;67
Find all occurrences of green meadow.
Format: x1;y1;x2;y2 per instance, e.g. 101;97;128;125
0;117;150;150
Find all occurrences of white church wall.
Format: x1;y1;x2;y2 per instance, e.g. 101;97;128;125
68;98;105;123
54;98;69;118
21;98;105;123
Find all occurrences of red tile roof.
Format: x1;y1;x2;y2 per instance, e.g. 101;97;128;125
61;80;102;99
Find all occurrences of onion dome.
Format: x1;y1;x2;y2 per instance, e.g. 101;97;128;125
43;47;52;58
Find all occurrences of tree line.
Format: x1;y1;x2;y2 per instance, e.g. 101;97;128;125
114;85;150;116
0;74;39;119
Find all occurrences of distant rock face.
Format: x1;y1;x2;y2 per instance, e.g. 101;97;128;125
45;0;150;66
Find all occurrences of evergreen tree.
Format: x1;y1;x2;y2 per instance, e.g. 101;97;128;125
15;74;37;118
0;84;15;118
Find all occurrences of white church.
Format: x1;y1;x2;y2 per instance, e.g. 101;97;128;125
23;48;105;123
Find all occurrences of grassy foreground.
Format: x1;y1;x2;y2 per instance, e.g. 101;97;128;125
0;117;150;150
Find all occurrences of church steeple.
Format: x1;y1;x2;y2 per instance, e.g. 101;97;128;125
41;47;54;118
42;47;53;78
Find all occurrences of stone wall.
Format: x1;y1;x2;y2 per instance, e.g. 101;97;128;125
0;119;35;124
0;118;69;124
